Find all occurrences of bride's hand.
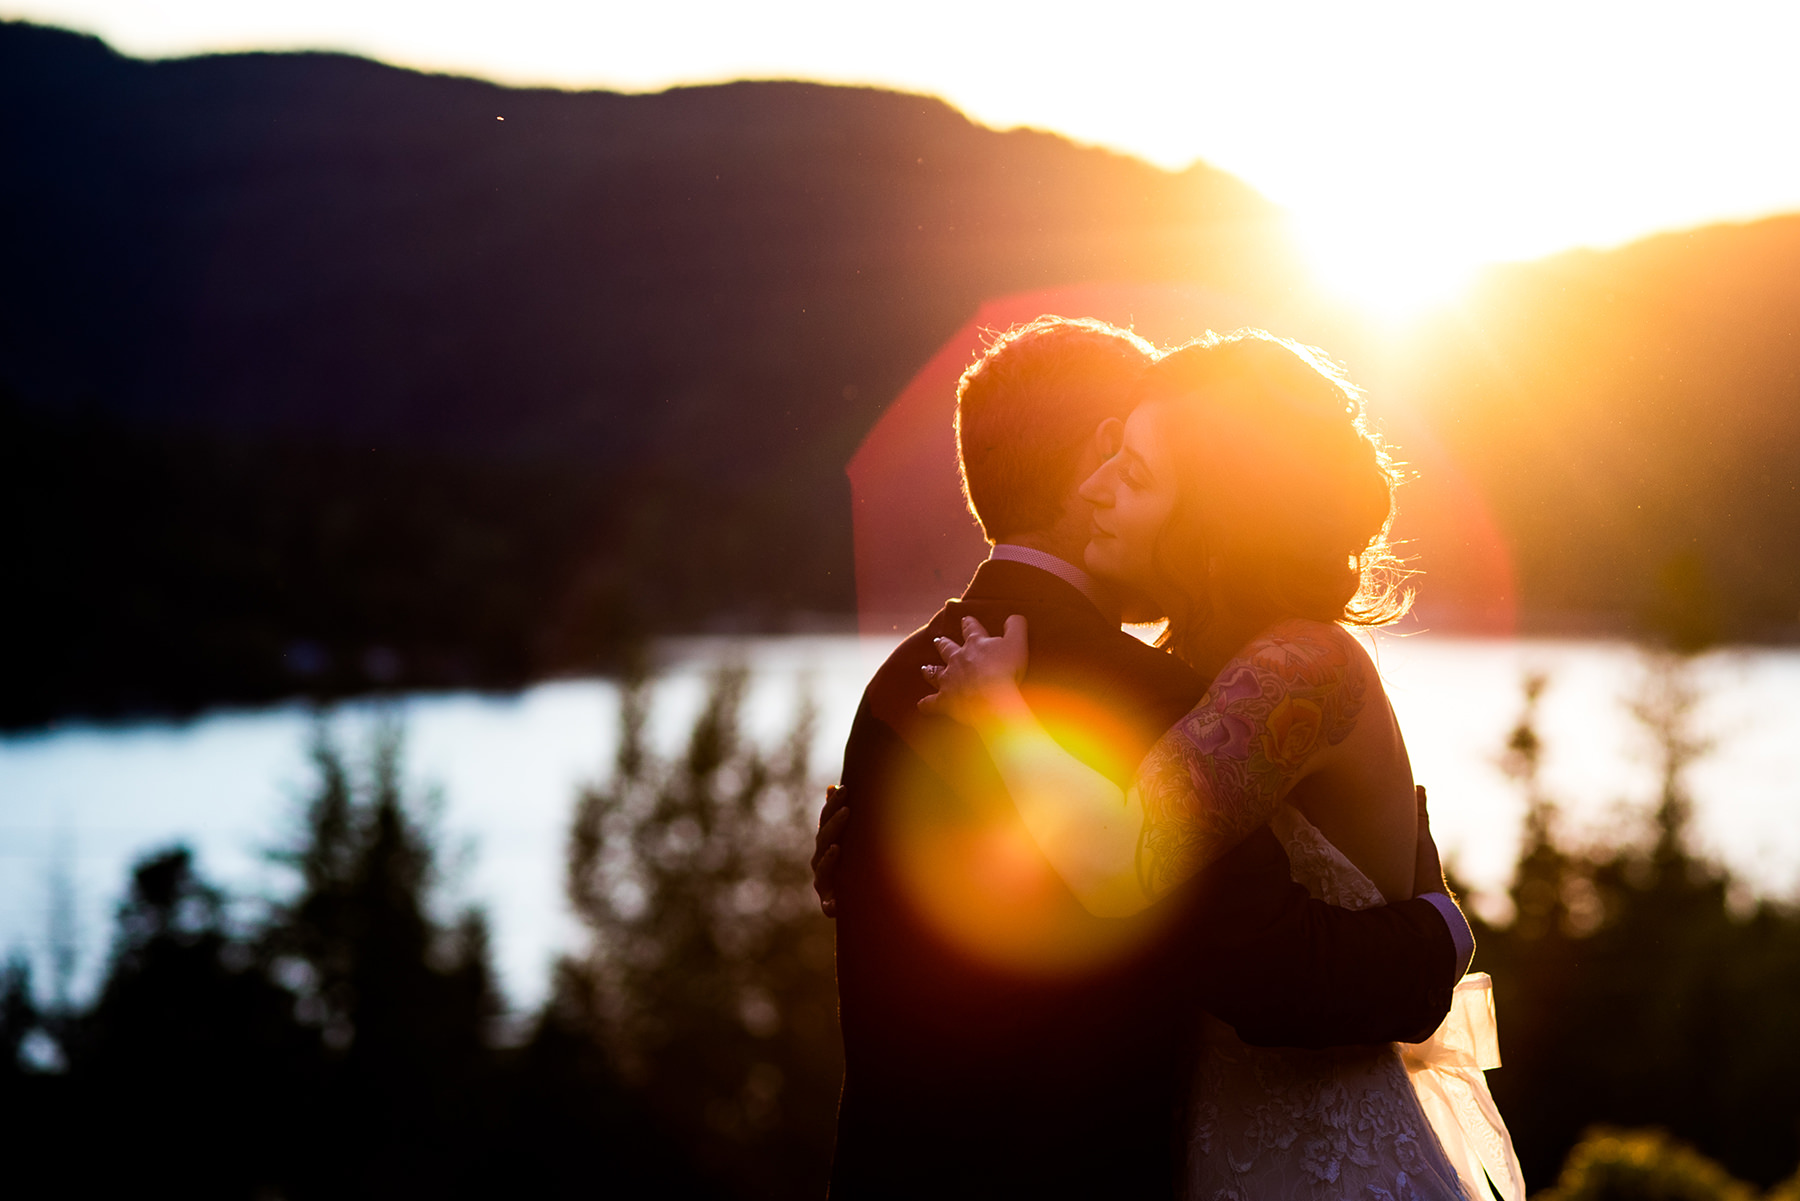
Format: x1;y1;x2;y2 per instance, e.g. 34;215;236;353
916;614;1030;728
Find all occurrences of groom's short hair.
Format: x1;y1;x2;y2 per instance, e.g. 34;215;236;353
956;315;1155;542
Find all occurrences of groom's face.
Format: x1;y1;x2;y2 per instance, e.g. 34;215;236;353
1078;400;1183;602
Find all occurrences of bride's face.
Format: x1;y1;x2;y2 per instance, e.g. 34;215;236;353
1079;399;1184;598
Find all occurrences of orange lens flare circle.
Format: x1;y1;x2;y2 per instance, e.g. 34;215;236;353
882;686;1172;978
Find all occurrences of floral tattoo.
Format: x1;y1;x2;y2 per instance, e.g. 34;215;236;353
1134;620;1369;900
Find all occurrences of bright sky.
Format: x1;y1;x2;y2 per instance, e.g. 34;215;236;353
10;0;1800;312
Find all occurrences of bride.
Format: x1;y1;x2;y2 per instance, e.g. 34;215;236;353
919;329;1521;1201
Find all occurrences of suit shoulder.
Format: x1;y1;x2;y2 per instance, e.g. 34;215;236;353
866;623;943;690
1096;626;1204;693
854;616;959;734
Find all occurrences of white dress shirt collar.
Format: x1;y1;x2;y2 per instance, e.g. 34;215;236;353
987;544;1111;617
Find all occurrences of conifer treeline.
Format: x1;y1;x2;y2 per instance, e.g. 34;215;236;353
4;659;1799;1199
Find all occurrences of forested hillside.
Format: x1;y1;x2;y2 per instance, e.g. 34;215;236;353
1395;218;1800;639
4;20;1799;726
0;21;1290;724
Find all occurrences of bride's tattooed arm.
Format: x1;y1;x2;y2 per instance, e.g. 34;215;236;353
1133;619;1369;900
922;614;1371;916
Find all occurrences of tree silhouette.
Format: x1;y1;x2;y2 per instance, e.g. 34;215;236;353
54;846;317;1198
2;714;723;1201
262;717;505;1199
0;953;37;1080
562;664;841;1199
17;653;1799;1199
1473;652;1800;1188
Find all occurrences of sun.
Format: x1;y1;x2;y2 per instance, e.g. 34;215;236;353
1293;210;1484;323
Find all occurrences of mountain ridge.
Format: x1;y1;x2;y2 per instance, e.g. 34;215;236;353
4;19;1799;727
0;20;1298;724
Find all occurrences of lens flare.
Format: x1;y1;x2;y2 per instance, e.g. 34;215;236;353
880;685;1173;977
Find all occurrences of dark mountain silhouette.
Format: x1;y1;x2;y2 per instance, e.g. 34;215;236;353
0;20;1289;458
0;21;1294;725
4;20;1800;727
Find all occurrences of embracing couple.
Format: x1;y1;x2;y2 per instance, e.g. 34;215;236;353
812;318;1521;1200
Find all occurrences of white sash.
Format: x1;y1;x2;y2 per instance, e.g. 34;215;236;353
1401;973;1527;1201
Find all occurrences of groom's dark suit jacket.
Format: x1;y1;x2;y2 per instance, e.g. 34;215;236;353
829;559;1461;1200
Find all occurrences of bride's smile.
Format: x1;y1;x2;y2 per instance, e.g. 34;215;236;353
1078;401;1180;603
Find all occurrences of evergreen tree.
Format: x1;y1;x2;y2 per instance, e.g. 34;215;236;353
264;718;506;1199
562;665;841;1199
65;846;317;1199
0;953;37;1082
1474;656;1800;1188
5;714;694;1200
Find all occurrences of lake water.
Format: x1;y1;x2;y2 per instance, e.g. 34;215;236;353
3;633;1797;1012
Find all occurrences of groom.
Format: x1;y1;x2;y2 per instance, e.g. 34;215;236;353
822;317;1474;1200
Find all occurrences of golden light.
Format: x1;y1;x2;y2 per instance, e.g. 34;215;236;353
879;684;1173;978
1295;214;1483;322
13;0;1800;303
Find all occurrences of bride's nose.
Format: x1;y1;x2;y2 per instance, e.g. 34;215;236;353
1078;461;1114;505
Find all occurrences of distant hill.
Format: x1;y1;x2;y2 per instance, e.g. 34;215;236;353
3;20;1799;726
0;20;1289;453
1391;216;1800;642
0;21;1295;724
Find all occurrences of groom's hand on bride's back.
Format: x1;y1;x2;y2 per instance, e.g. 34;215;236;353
1412;785;1452;900
813;784;851;917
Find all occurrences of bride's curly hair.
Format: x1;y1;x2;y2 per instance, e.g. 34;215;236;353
1139;329;1412;657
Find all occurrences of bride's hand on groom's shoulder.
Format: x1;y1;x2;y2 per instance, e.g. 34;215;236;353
813;784;850;918
916;614;1031;728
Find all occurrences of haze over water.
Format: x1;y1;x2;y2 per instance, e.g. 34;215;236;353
5;633;1797;1013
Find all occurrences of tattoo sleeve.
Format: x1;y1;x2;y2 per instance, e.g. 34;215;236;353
1134;620;1369;900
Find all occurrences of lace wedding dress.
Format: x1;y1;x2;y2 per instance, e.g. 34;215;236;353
1185;805;1525;1201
